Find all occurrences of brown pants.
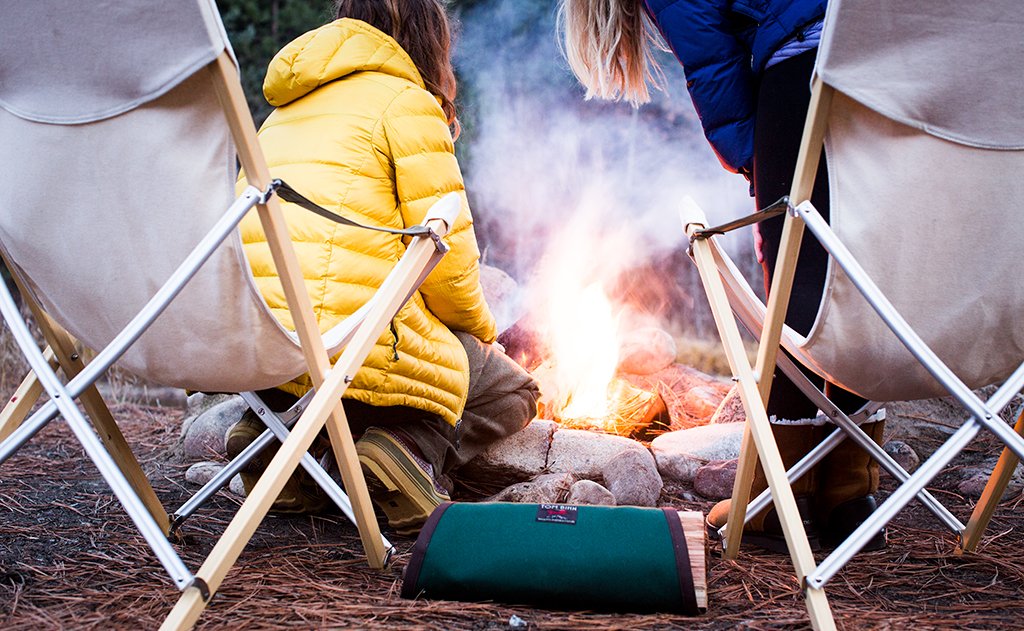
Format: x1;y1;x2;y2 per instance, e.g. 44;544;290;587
262;332;540;494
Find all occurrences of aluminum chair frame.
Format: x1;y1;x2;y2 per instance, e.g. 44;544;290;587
0;40;461;630
682;77;1024;630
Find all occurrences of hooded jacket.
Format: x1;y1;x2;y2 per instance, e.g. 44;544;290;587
644;0;827;174
238;18;496;426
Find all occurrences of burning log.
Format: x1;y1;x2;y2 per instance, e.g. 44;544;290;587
622;364;731;431
534;367;665;437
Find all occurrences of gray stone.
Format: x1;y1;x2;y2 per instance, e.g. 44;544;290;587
566;480;616;506
547;428;651;480
886;398;965;459
883;440;920;474
182;392;237;430
617;327;677;375
460;419;556;485
489;472;577;504
650;423;745;484
693;459;738;500
229;474;247;497
710;385;746;424
184;461;225;487
480;264;524;334
957;462;1024;500
181;396;248;461
601;449;663;507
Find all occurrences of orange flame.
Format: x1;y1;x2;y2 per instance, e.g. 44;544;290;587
547;281;620;423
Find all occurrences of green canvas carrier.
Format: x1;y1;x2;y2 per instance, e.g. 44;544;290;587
401;502;706;614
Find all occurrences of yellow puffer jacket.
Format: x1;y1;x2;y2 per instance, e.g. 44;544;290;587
238;18;497;426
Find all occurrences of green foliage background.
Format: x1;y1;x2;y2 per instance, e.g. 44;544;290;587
218;0;332;125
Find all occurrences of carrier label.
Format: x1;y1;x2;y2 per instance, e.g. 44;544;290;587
536;504;578;525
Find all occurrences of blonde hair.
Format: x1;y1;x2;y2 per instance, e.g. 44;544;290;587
557;0;666;106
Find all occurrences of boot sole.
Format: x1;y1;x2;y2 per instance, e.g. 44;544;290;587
706;518;822;554
356;435;449;535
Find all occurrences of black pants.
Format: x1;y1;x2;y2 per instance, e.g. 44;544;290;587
752;48;865;419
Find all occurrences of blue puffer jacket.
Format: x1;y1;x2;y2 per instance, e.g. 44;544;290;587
644;0;826;174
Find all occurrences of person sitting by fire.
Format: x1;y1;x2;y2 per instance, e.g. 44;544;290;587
556;0;886;552
228;0;539;535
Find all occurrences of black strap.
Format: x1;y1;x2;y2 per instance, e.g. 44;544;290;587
690;195;791;241
400;501;454;599
271;179;433;237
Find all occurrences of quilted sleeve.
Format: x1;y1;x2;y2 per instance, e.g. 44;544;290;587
380;86;498;343
649;0;756;174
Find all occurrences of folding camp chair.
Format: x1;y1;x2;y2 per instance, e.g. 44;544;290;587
680;0;1024;628
0;0;461;628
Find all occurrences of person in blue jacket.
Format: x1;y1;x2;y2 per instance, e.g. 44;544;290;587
558;0;885;552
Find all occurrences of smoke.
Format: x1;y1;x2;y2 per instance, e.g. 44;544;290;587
452;0;758;337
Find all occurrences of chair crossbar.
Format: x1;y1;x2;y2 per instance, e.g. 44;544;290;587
702;232;963;539
169;390;394;556
778;200;1024;588
0;259;195;590
0;187;263;467
797;201;1024;462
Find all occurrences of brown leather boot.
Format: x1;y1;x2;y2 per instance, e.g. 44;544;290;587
815;420;886;550
707;423;824;553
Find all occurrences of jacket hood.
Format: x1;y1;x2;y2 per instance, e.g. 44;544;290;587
263;18;425;107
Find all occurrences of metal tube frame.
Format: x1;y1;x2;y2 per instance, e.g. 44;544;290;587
707;238;963;538
0;255;196;590
0;187;263;465
169;391;394;558
792;200;1024;588
725;349;962;536
0;186;264;591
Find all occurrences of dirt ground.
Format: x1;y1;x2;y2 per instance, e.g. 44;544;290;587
2;401;1024;630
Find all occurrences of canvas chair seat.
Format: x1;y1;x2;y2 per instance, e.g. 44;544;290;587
0;1;462;627
0;3;360;393
682;1;1024;628
783;2;1024;402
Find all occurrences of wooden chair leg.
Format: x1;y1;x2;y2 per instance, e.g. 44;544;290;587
0;347;56;442
958;408;1024;553
686;201;835;631
29;307;170;534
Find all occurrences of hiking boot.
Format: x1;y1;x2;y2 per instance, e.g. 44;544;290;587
706;423;824;553
707;495;821;553
356;427;449;535
815;420;887;551
225;409;332;515
821;494;886;552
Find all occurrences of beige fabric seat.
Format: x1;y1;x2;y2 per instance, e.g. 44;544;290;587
682;0;1024;628
0;1;460;628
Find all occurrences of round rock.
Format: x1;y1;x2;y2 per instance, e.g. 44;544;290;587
566;480;616;506
693;459;738;500
651;423;745;484
489;472;577;504
617;327;677;375
601;449;663;507
460;419;555;485
882;440;920;474
547;428;651;480
180;396;248;461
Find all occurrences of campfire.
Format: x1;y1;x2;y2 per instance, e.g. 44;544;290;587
501;216;680;439
529;281;665;437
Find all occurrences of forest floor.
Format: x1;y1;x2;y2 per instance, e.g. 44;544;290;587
1;400;1024;630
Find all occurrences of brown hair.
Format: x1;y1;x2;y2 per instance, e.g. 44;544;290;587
557;0;665;106
334;0;461;138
